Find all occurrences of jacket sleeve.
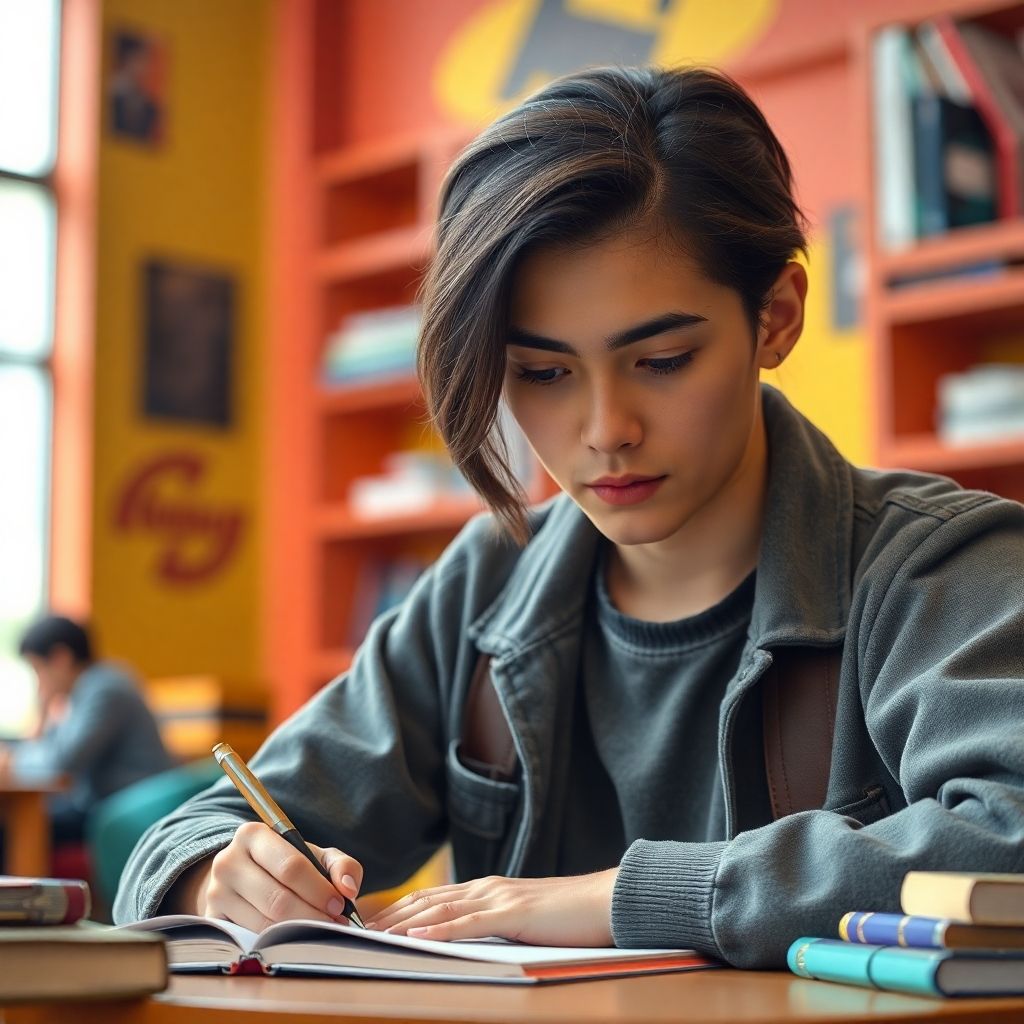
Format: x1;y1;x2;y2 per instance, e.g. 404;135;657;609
112;520;500;924
611;497;1024;967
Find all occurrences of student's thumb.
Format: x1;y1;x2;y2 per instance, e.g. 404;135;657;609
312;844;363;899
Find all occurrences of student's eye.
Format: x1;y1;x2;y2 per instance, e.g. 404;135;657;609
514;366;569;386
639;351;695;376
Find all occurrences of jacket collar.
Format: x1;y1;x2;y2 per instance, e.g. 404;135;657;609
470;385;852;656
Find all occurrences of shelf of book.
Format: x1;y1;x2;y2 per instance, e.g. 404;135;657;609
879;433;1024;472
861;1;1024;508
316;376;424;414
882;265;1024;323
314;498;486;541
315;225;431;282
878;216;1024;278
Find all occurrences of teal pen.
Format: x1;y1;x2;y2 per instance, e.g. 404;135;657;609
212;742;365;928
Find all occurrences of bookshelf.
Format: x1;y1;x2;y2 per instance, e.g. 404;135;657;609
265;3;554;723
860;1;1024;503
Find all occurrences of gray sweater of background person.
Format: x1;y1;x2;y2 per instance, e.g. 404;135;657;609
113;386;1024;968
14;661;174;810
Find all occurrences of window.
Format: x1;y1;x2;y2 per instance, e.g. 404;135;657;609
0;0;62;736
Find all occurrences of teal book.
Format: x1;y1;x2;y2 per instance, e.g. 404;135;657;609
788;936;1024;997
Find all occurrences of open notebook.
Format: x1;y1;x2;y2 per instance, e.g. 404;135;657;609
122;915;717;984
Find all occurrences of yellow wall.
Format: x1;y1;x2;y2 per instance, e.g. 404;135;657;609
92;0;271;698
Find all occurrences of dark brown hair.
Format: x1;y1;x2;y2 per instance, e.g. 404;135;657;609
418;65;809;544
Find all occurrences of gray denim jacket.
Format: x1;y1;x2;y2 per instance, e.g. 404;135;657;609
114;386;1024;968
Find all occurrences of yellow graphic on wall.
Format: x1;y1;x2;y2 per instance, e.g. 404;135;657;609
436;0;779;125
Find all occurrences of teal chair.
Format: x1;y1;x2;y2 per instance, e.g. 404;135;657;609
86;758;222;913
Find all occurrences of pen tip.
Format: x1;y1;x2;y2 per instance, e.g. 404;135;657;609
212;742;231;762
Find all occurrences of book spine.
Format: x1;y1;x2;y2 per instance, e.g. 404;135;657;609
911;94;948;237
0;879;90;924
839;911;945;948
931;16;1020;219
788;937;942;996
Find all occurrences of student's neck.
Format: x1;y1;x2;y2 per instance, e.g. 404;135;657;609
605;415;768;623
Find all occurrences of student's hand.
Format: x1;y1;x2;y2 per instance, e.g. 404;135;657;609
0;743;11;774
185;822;364;932
366;867;618;946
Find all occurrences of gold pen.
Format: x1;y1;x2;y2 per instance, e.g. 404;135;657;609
212;742;365;928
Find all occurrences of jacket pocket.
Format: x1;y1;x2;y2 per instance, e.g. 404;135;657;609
446;740;520;879
827;784;891;826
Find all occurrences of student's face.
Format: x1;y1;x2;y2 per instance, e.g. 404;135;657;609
504;227;785;549
24;648;76;702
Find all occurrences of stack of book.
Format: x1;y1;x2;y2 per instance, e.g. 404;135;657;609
873;14;1024;250
0;875;167;1003
937;364;1024;445
321;305;420;386
788;871;1024;998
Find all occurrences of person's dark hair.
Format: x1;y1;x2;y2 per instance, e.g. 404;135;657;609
18;615;94;665
417;64;809;544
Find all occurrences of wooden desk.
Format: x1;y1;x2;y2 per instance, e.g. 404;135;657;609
5;969;1024;1024
0;772;64;877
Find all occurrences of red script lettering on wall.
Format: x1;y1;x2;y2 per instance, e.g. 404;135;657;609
114;452;245;584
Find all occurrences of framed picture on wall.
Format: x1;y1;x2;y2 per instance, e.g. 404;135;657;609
141;260;236;429
107;28;168;146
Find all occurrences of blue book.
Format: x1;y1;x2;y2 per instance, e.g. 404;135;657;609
840;911;1024;950
788;936;1024;997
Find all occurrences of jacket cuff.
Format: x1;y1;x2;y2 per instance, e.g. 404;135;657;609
611;839;726;957
114;828;236;923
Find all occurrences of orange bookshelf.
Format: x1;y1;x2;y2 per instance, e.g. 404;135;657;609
265;3;552;721
860;1;1024;503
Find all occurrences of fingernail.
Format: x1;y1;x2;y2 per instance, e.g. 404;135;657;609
365;922;378;930
327;898;344;917
341;874;358;895
408;927;429;936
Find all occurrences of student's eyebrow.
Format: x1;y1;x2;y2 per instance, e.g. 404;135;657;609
506;311;708;356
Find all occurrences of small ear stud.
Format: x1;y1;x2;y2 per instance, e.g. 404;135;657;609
774;351;783;367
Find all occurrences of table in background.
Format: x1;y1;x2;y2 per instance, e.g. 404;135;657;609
0;772;65;877
5;968;1024;1024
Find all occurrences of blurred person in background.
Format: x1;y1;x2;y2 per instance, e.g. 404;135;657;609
0;615;174;847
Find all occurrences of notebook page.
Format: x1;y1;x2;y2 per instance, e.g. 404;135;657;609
254;919;694;966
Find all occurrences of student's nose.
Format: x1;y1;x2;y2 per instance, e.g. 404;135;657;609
580;379;642;453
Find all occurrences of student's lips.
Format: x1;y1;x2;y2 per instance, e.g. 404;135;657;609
586;475;666;505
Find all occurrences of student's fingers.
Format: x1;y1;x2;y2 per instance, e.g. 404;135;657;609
309;842;364;903
227;822;351;923
380;899;500;940
213;837;341;925
204;882;279;933
366;883;474;931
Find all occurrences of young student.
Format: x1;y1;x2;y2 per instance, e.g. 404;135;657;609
112;66;1024;968
0;615;174;844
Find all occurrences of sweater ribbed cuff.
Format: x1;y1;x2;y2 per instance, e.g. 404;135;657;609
611;839;726;957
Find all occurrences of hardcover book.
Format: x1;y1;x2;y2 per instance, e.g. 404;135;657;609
122;914;717;984
901;871;1024;925
0;875;91;925
0;922;167;1003
788;936;1024;997
840;910;1024;950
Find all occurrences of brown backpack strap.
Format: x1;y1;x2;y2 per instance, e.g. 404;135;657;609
459;655;518;782
463;646;843;813
761;646;841;819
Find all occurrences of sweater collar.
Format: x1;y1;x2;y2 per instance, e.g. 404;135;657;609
471;385;852;656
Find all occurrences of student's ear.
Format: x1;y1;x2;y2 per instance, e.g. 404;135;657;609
756;261;807;370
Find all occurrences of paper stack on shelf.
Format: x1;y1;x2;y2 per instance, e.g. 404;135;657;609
348;451;474;519
937;364;1024;444
322;305;420;385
